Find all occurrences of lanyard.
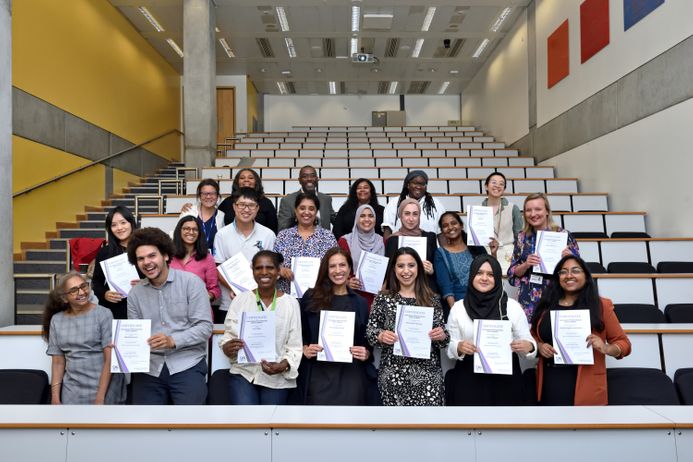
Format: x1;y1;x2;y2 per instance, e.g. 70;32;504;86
255;289;277;312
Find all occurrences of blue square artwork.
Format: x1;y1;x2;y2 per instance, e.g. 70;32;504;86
624;0;664;30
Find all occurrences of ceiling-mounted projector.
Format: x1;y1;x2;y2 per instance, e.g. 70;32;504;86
352;53;376;63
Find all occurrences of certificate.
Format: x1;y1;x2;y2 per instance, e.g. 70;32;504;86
290;257;321;298
473;319;513;375
398;236;427;261
466;205;495;246
355;251;389;295
550;309;594;365
317;310;355;363
237;311;276;364
111;319;150;373
218;253;257;293
393;305;433;359
100;253;139;296
533;230;569;274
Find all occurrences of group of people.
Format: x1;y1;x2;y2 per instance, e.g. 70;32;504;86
43;166;631;407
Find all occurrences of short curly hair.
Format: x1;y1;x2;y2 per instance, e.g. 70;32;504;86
127;227;175;266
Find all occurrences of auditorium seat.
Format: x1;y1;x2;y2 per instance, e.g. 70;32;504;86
674;368;693;405
586;262;606;274
613;304;665;323
207;369;231;405
0;369;49;404
665;304;693;323
606;368;679;405
571;232;608;239
609;232;651;239
607;262;656;274
657;261;693;273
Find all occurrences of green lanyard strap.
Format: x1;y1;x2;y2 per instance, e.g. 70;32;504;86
255;289;277;312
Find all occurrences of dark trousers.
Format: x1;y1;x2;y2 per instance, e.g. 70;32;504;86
131;359;208;405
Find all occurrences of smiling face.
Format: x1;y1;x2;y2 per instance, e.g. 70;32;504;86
440;213;462;242
400;203;420;231
524;198;549;231
233;196;259;224
295;198;318;227
62;276;91;309
407;175;427;200
485;174;506;200
198;185;219;209
558;258;586;296
357;208;376;233
395;254;418;290
299;167;318;193
180;220;200;245
472;262;496;293
237;170;256;189
135;245;169;286
252;255;279;290
110;212;133;245
355;181;371;204
327;253;350;289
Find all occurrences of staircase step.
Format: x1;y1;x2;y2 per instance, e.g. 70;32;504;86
14;260;67;273
16;290;50;305
25;249;67;262
49;239;69;250
78;220;106;229
15;277;54;291
57;229;106;239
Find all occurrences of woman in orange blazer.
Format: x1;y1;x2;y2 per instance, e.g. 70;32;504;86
530;255;631;405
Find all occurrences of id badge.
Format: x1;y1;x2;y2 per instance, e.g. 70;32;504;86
529;274;543;285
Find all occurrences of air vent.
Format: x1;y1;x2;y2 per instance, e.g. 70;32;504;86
256;38;275;58
286;82;296;94
408;81;430;94
322;38;335;58
377;81;388;94
340;82;346;94
448;39;465;57
384;38;399;58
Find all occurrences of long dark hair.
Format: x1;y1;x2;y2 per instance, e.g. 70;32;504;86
531;255;604;331
42;271;87;341
395;175;437;221
105;206;137;258
231;168;265;196
344;179;379;211
307;247;352;313
437;211;469;244
384;247;436;306
172;215;209;261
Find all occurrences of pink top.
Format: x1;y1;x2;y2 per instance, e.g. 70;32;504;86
170;253;221;301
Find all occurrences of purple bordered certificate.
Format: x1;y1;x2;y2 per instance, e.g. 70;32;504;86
317;310;355;363
550;309;594;365
466;205;495;247
100;253;139;296
290;257;321;298
393;304;433;359
473;319;513;375
355;251;389;295
533;230;568;275
218;253;257;294
237;311;276;364
111;319;150;373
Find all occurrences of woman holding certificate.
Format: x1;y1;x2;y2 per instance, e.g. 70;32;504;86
92;206;141;319
219;251;302;404
337;204;386;308
366;247;449;406
273;192;338;296
43;271;126;404
446;255;536;406
170;216;221;302
508;193;579;320
299;248;376;405
482;173;523;273
531;256;631;406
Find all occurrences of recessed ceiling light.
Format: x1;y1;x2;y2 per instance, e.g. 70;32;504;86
429;68;437;73
449;69;460;75
215;27;220;33
411;38;424;58
276;7;290;32
490;7;512;32
219;38;235;58
329;81;337;95
421;7;436;32
371;68;380;73
388;81;398;94
277;81;288;94
473;38;490;58
438;81;450;94
285;37;296;58
281;69;292;75
260;68;267;73
138;7;164;32
352;5;361;32
166;38;183;57
315;68;323;73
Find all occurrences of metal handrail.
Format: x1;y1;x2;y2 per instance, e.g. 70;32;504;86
13;128;183;198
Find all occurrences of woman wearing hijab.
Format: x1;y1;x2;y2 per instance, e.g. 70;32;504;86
338;204;385;308
446;255;536;406
382;170;445;239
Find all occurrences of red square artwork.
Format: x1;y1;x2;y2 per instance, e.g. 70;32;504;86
580;0;610;63
547;20;569;89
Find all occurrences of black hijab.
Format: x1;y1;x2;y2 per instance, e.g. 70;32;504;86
463;255;508;320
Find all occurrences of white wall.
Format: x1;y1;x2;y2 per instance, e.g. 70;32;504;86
541;97;693;237
536;0;693;126
461;9;529;144
216;75;248;133
264;95;460;131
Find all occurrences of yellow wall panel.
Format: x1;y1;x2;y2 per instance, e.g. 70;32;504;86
247;77;259;132
12;0;180;159
113;169;141;195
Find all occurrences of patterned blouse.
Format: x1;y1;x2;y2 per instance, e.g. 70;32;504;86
273;226;338;294
507;228;580;320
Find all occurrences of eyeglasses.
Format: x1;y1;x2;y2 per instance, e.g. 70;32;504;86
558;267;584;277
235;202;258;210
181;227;199;234
64;282;90;296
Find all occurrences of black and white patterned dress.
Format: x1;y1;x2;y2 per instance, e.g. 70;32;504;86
366;293;449;406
